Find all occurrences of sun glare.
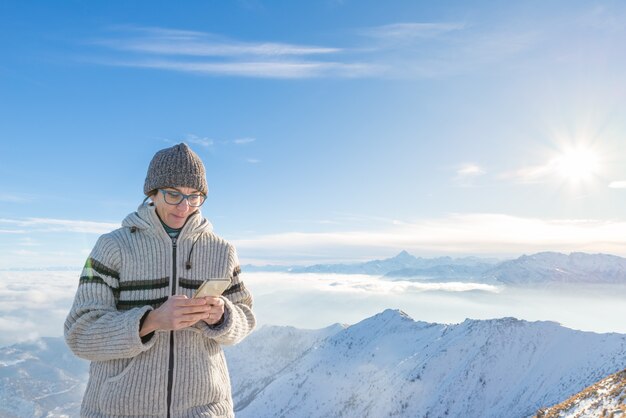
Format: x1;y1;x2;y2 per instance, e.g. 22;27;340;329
553;146;600;184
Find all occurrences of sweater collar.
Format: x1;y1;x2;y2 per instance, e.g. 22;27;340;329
122;203;213;238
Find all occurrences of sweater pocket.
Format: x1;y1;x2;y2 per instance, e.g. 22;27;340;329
98;346;167;415
171;331;232;412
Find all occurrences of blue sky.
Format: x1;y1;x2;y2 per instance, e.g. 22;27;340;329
1;0;626;268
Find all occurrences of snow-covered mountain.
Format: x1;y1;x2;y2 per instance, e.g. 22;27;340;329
244;250;626;285
224;323;346;410
535;368;626;417
2;311;625;418
0;325;344;418
485;252;626;285
0;337;88;418
236;310;626;418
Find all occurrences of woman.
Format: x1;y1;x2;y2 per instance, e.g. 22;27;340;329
65;143;256;418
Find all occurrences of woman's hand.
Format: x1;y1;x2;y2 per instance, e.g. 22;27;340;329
201;296;225;326
139;295;211;336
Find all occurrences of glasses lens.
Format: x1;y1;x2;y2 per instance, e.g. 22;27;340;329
188;195;205;207
163;191;183;205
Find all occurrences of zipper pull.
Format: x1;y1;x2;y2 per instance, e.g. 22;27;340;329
172;237;177;248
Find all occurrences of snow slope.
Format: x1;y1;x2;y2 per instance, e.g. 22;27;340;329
237;309;626;418
0;337;88;418
224;323;346;411
535;368;626;417
0;324;344;417
1;311;625;418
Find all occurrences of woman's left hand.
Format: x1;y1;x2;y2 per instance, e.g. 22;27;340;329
202;296;225;325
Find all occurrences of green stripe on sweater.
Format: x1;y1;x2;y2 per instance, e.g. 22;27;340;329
179;278;203;290
85;257;120;280
223;283;244;296
79;275;119;293
116;296;168;310
119;277;169;291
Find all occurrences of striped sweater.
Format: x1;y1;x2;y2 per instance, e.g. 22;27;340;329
64;203;256;418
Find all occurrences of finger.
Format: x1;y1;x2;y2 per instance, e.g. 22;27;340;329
204;296;224;306
177;305;211;316
176;312;209;326
175;297;207;306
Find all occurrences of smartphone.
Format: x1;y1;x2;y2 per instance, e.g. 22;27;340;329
193;278;231;298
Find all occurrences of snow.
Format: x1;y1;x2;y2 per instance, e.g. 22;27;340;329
234;310;626;418
1;311;625;418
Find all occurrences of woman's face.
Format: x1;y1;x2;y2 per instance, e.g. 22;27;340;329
152;186;203;229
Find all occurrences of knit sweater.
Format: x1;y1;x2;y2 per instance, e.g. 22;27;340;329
64;203;256;418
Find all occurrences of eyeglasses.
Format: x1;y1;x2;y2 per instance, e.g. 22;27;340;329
158;189;206;207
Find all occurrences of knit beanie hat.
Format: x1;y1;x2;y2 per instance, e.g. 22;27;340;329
143;143;208;195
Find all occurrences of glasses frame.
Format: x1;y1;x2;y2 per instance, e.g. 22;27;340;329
158;189;206;207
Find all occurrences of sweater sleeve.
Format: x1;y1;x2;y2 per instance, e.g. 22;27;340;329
64;234;157;361
194;245;256;345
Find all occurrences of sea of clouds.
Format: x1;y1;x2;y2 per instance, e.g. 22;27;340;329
1;271;625;347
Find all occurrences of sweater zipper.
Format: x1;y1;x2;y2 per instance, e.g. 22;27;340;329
167;237;177;418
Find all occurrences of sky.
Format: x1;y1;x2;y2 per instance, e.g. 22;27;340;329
1;0;626;268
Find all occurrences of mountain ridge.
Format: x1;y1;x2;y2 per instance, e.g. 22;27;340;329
233;309;626;418
244;250;626;285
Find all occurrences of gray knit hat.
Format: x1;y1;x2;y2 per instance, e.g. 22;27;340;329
144;143;208;195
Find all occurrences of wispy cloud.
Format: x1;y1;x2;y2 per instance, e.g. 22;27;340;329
234;137;256;145
246;158;260;164
101;58;380;79
96;26;341;57
185;134;214;148
88;25;379;79
83;21;540;79
503;162;555;184
0;193;32;203
233;213;626;263
0;218;119;234
457;164;485;177
18;237;40;247
609;181;626;189
361;22;466;41
454;163;486;186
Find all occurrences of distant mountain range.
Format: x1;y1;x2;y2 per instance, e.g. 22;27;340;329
4;310;624;417
484;252;626;285
245;250;626;285
244;250;500;277
5;251;626;286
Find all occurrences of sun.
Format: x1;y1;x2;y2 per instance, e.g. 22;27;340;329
552;145;601;184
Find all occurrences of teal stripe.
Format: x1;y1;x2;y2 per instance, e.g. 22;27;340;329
116;296;168;311
179;278;203;290
80;275;119;291
223;283;243;296
119;278;169;291
85;257;120;280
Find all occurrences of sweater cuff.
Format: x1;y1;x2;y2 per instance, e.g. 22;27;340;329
130;306;157;350
139;310;155;343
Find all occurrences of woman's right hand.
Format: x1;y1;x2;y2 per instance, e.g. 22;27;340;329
139;295;210;336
